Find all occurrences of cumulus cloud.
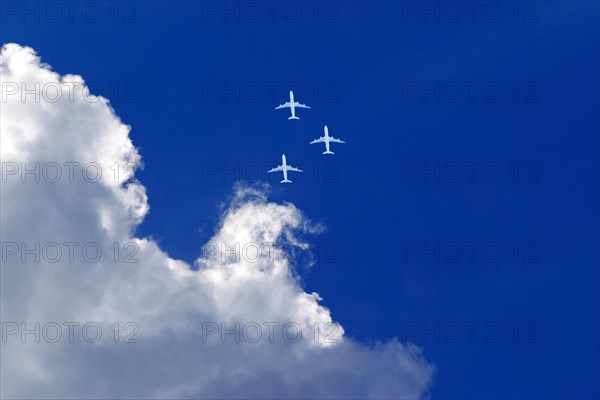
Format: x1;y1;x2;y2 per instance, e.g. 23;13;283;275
0;43;434;399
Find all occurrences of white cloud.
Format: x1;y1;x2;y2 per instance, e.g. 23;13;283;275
0;43;434;399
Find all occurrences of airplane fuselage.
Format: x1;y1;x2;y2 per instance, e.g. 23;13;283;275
289;92;298;119
281;154;291;182
323;126;332;154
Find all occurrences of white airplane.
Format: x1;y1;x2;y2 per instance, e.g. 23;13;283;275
268;154;302;183
275;91;310;120
310;125;346;155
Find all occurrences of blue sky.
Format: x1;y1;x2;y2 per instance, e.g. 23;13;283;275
2;1;599;398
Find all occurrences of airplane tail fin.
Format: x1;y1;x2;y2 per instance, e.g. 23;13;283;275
288;116;300;120
281;179;292;183
323;150;334;155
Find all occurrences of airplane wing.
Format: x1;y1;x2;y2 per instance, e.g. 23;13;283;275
275;102;291;109
329;136;346;144
287;166;302;172
310;136;326;144
268;165;284;173
295;103;310;109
